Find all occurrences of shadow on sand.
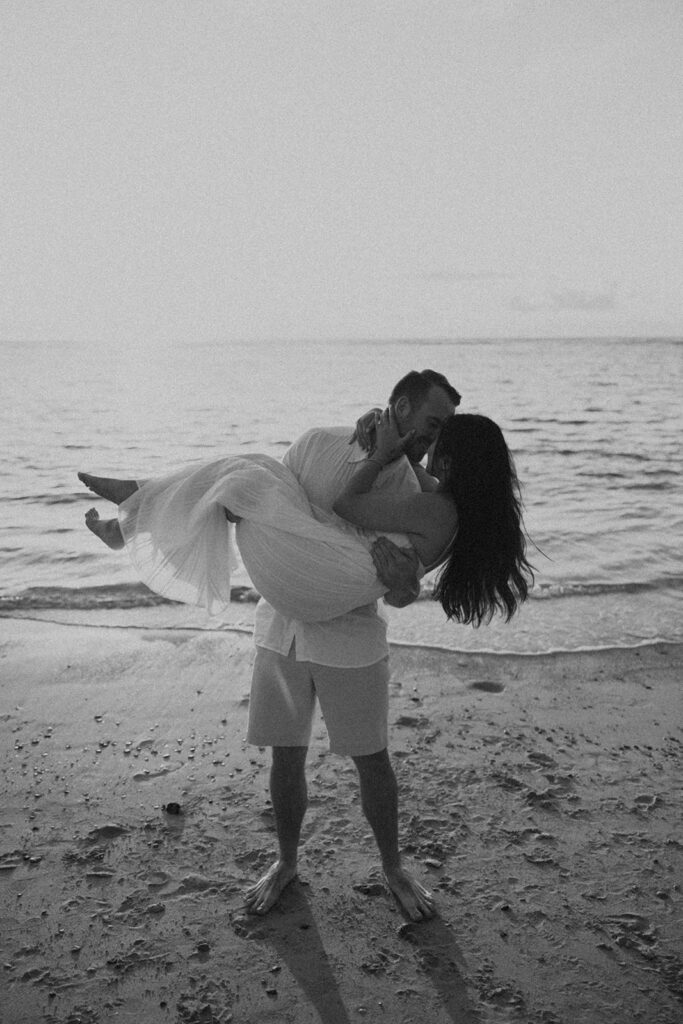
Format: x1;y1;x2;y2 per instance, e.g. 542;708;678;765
398;915;482;1022
233;881;480;1024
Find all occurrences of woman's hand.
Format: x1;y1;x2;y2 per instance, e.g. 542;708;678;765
373;407;415;466
350;408;382;451
335;408;416;517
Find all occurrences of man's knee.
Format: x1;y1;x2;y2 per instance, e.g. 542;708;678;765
272;745;308;776
352;747;392;779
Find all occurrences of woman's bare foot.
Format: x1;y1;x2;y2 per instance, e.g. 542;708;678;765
85;508;125;550
384;866;436;921
243;860;298;915
78;473;138;505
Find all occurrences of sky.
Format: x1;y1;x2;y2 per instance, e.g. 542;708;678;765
1;0;682;344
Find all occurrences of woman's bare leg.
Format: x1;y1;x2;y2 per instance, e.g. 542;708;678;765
84;508;125;550
78;473;139;505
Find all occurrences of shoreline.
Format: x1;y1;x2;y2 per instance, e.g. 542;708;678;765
3;602;682;660
2;573;683;658
1;614;681;1023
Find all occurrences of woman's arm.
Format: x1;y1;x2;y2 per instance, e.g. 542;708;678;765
335;407;424;524
334;486;445;538
349;407;382;450
334;407;457;566
338;405;413;498
334;409;422;530
351;407;439;492
335;482;456;570
410;462;440;492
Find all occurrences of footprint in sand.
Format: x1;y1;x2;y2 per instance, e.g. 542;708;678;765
0;850;24;872
63;823;129;869
85;823;129;843
353;880;386;897
172;873;226;895
133;764;182;782
604;913;657;953
633;793;662;812
146;869;172;889
526;750;558;768
523;851;559;867
468;680;505;694
395;714;430;728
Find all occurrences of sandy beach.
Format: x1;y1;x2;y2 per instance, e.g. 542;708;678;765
1;609;681;1024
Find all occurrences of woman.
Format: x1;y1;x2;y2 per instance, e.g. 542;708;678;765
337;410;534;626
80;411;533;625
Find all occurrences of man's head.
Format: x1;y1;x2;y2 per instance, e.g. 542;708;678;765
389;369;461;462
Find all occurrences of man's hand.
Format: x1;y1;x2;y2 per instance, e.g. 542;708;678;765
350;408;382;451
370;536;421;607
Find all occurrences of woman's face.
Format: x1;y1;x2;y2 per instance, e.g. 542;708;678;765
428;446;449;483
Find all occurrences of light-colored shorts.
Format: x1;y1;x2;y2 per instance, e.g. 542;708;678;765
247;644;389;757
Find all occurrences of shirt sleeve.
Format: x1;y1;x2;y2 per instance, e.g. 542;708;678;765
374;456;421;495
282;428;316;476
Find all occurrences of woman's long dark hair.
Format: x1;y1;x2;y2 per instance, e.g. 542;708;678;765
432;414;534;626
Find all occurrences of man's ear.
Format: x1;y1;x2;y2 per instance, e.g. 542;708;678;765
393;395;411;423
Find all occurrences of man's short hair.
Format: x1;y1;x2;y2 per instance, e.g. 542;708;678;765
389;369;461;410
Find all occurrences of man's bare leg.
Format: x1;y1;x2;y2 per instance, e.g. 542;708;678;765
244;745;308;915
353;748;436;921
84;508;125;550
78;473;139;505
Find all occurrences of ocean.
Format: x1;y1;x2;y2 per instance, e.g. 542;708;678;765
1;336;681;655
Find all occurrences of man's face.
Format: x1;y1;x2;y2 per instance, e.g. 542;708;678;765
395;385;456;462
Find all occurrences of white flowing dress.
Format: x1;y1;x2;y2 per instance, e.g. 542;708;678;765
118;454;417;623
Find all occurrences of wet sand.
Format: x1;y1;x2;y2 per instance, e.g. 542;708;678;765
1;611;681;1023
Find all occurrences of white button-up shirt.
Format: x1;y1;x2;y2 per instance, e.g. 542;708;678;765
253;426;421;667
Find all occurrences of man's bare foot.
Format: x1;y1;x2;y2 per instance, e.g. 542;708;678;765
243;860;297;916
85;508;125;550
384;866;436;921
78;473;138;505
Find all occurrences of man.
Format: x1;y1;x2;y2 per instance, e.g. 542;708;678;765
244;369;461;920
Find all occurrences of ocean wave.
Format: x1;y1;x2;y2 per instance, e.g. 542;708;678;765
2;493;88;505
538;448;654;461
389;635;682;657
2;576;681;613
527;578;683;599
0;584;172;610
0;583;259;611
616;480;677;491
